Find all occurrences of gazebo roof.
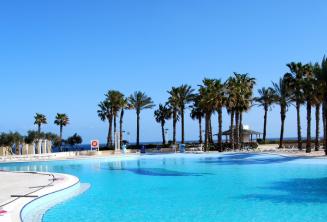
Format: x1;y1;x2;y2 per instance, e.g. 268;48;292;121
221;129;262;136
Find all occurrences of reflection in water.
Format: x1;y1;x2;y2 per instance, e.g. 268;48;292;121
198;153;297;165
239;177;327;203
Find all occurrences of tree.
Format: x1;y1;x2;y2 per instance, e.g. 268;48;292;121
167;87;180;144
107;91;125;143
198;79;219;151
129;91;155;146
119;97;130;148
286;62;306;149
226;73;255;149
174;85;195;144
190;95;204;144
97;100;113;148
317;56;327;155
254;87;275;143
312;63;324;151
54;113;69;149
301;64;323;152
272;77;291;148
154;104;172;145
67;133;83;149
34;113;47;135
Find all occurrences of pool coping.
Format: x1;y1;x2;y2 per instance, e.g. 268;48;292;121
0;172;79;222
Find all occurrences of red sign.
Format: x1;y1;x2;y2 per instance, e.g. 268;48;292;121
91;140;99;150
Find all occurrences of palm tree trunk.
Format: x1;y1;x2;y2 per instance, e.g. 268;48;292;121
113;114;117;145
218;107;223;152
315;104;320;151
230;110;235;150
209;117;213;144
296;101;302;150
323;100;327;155
107;117;113;148
204;113;210;151
306;102;312;153
119;109;124;148
161;122;165;145
59;125;63;151
199;117;203;144
173;109;177;144
263;106;268;142
136;110;140;146
279;106;286;149
239;112;243;148
38;124;41;135
181;108;185;144
235;110;239;150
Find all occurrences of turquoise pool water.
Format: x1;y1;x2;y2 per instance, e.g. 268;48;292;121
1;153;327;222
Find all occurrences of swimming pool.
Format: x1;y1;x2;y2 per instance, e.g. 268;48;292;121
1;153;327;222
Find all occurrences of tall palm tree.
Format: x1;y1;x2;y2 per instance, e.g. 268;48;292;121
272;77;291;148
312;63;323;151
190;95;204;144
107;91;125;138
97;100;113;147
286;62;306;149
254;87;275;143
119;97;131;147
317;56;327;155
302;76;317;153
226;73;255;149
154;104;172;145
225;80;237;150
54;113;69;148
129;91;155;146
167;87;180;144
198;79;219;151
34;113;47;135
174;85;195;144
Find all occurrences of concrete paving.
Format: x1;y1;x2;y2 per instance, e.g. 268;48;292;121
0;171;79;222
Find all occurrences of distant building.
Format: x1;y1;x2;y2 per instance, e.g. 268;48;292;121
222;125;262;142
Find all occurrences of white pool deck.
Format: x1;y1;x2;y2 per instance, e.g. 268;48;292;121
0;171;79;222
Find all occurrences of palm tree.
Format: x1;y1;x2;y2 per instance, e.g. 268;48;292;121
174;85;195;144
286;62;306;149
34;113;47;135
317;56;327;155
198;79;219;151
97;100;113;147
129;91;155;146
54;113;69;148
154;104;172;145
119;97;131;147
226;73;256;149
190;95;204;144
312;63;323;151
225;79;237;150
167;87;180;144
302;76;316;153
272;76;291;148
107;91;125;139
254;87;275;143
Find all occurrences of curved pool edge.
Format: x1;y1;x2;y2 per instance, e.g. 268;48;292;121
20;177;90;222
0;172;81;222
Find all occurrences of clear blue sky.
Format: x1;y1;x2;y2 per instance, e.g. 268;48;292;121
1;0;327;143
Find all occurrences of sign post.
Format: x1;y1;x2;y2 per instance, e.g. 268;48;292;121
91;140;100;151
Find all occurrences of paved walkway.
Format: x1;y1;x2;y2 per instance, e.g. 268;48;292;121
0;171;79;222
